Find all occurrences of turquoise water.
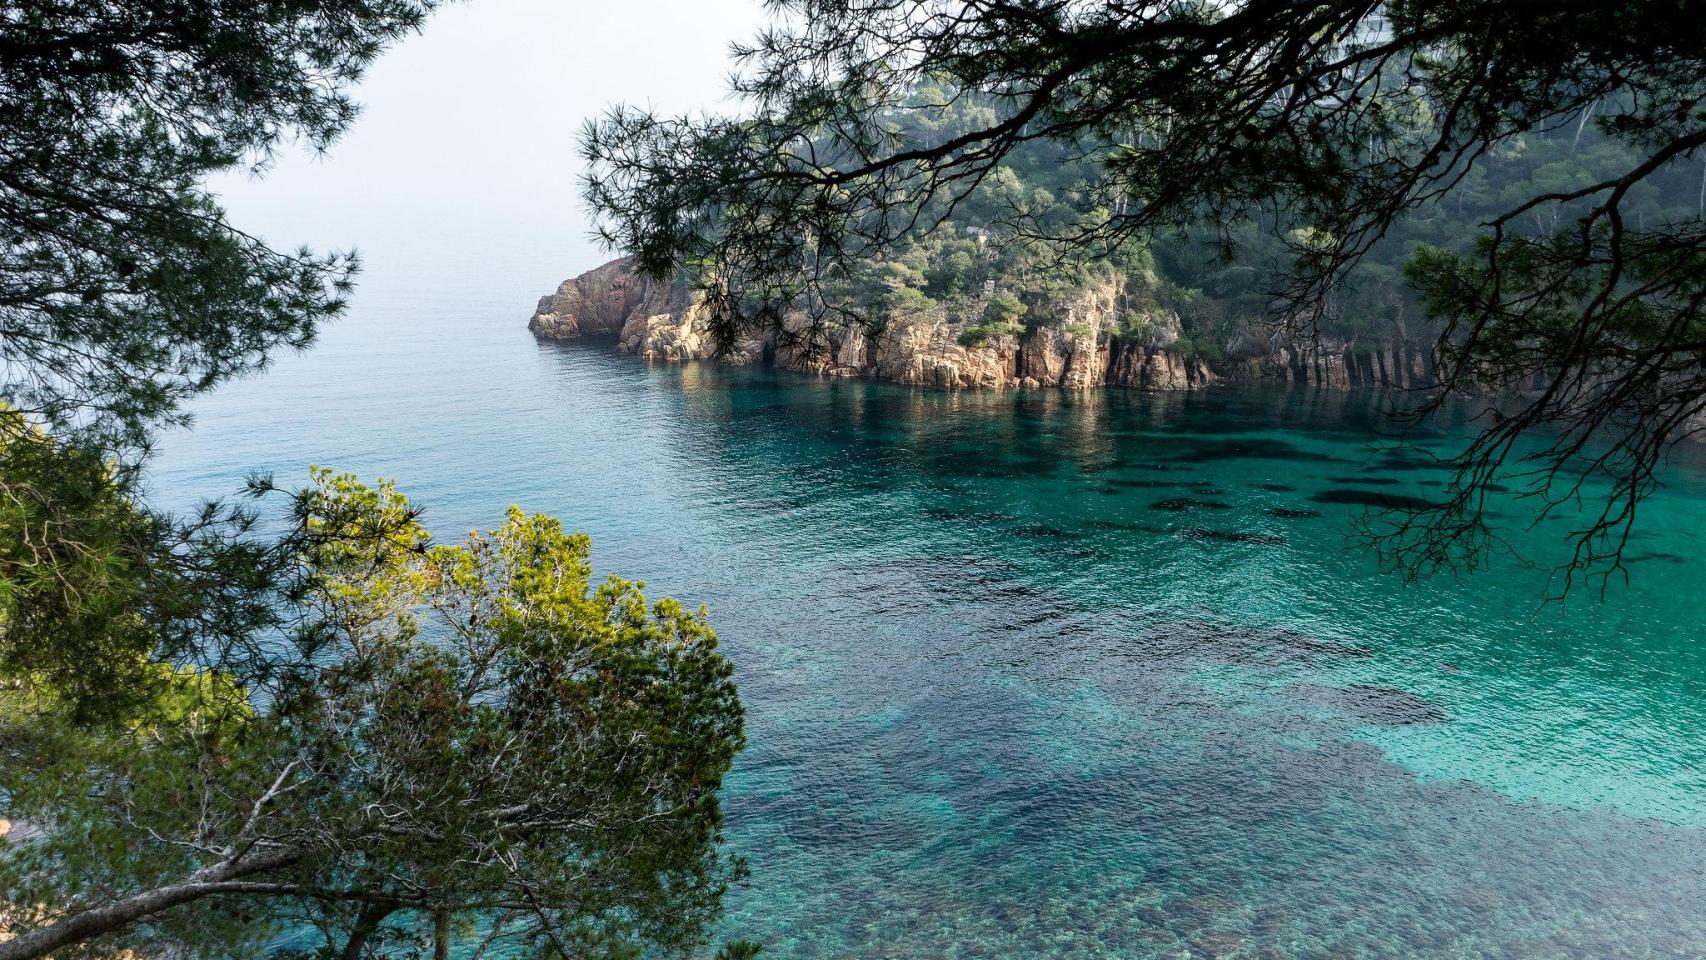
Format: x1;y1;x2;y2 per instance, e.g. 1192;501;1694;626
152;210;1706;958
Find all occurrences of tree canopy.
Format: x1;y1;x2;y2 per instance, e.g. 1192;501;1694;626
1;469;749;960
0;0;441;452
582;0;1706;586
0;4;758;958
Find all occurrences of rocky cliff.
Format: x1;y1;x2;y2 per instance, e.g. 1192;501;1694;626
529;258;1434;391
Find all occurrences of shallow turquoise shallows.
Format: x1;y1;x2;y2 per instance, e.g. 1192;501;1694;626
151;208;1706;959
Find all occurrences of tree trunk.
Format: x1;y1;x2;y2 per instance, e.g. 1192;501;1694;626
1570;99;1597;155
434;909;451;960
339;902;396;960
0;847;301;960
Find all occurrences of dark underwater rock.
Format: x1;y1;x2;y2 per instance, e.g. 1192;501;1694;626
1171;439;1349;464
1268;507;1322;519
1309;488;1437;511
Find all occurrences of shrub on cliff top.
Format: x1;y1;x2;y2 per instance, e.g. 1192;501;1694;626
982;294;1028;328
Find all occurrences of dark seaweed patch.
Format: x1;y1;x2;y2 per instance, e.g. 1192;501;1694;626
1087;520;1169;534
1151;498;1234;512
1625;551;1687;565
1170;439;1349;464
1329;476;1402;486
922;505;1017;524
1255;483;1297;493
1011;524;1078;540
1268;507;1321;519
1292;683;1448;725
1144;620;1373;666
1178;528;1288;545
1309;489;1437;510
1105;478;1185;489
1374;450;1452;472
1011;458;1061;477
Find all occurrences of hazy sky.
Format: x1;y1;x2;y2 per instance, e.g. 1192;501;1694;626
213;0;765;276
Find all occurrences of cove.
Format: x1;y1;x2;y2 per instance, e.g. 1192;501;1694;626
148;234;1706;959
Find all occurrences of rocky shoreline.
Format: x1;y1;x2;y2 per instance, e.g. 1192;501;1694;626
529;257;1436;392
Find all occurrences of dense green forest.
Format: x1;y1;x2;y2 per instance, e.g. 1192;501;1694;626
826;83;1706;363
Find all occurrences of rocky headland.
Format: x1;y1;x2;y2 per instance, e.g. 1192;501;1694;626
528;257;1436;392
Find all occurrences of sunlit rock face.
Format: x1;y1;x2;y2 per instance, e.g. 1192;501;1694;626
528;256;660;339
528;258;1430;391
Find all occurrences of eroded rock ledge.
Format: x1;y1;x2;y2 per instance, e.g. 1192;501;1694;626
529;257;1435;391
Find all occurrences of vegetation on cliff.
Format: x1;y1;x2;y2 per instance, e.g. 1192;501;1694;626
592;72;1701;371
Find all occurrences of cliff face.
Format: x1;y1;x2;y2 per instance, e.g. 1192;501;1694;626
529;258;1434;391
529;257;769;365
528;257;657;340
1221;337;1437;391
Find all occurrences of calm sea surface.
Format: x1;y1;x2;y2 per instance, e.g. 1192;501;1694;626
152;202;1706;958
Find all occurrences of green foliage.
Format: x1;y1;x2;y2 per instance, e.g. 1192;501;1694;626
957;322;1019;347
1167;337;1225;364
0;419;159;722
882;285;938;320
982;293;1027;327
1;666;269;958
0;0;438;452
957;292;1030;346
0;417;286;728
0;472;749;960
0;9;754;958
